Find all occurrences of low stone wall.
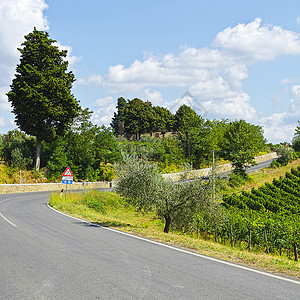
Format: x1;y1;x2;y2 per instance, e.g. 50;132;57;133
162;152;277;181
0;153;277;194
0;181;116;194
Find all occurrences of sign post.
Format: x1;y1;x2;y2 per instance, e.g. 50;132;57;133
62;167;73;200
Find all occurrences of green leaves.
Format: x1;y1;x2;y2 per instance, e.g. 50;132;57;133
7;28;80;143
222;120;266;176
114;153;223;233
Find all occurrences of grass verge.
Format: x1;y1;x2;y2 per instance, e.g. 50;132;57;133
49;190;300;280
225;158;300;194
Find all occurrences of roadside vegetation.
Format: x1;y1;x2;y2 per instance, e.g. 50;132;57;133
49;155;300;280
3;27;300;280
49;188;300;279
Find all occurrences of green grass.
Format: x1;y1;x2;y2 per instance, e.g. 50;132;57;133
49;190;300;280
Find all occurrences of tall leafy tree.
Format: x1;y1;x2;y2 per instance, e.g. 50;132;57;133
292;121;300;152
110;97;127;135
7;28;80;170
222;120;266;177
174;105;200;132
152;106;174;133
123;98;154;139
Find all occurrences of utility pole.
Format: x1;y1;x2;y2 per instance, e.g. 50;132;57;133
212;150;215;201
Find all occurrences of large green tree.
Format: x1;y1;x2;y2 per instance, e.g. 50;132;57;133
123;98;154;139
222;120;266;177
7;28;80;170
110;97;127;135
174;105;200;132
292;121;300;152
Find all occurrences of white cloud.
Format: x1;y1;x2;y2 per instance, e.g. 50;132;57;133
54;42;81;66
77;74;102;86
141;89;165;106
0;0;48;69
0;0;48;131
259;84;300;143
213;18;300;61
91;96;116;126
204;92;257;121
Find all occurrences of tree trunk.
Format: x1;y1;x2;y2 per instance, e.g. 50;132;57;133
264;227;270;254
35;138;41;170
230;223;234;247
164;215;171;233
248;226;252;252
293;231;299;262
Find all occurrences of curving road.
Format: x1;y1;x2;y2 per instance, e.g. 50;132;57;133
0;192;299;299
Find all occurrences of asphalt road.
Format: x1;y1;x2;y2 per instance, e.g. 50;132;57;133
0;192;299;299
247;158;278;174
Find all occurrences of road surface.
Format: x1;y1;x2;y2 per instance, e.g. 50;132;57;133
247;157;277;173
0;192;299;299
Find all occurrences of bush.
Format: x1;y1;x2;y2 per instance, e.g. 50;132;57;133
292;136;300;152
228;172;248;187
276;148;292;166
99;163;114;181
270;160;281;169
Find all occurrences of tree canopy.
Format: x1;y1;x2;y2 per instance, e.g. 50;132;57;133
222;120;266;177
7;28;80;169
292;121;300;152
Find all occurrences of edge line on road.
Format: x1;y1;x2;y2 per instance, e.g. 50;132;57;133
0;211;17;227
47;203;300;285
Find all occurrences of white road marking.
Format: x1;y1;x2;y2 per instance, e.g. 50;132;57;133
47;204;300;285
0;211;17;227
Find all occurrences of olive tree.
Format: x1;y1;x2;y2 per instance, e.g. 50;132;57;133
114;153;219;233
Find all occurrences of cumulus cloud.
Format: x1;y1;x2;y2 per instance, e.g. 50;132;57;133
260;84;300;143
0;0;82;132
141;89;165;106
77;74;102;86
54;42;81;66
203;92;257;121
0;0;49;131
91;96;116;126
0;0;49;72
213;18;300;61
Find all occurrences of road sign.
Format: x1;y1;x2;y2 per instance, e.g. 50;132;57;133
62;167;73;184
62;167;73;177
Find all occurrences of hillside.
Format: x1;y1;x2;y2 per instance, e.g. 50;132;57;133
220;165;300;260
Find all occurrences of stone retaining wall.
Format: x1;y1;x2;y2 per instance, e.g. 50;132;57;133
162;152;277;181
0;181;116;194
0;153;277;194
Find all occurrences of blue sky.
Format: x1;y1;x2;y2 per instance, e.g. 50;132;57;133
1;0;300;143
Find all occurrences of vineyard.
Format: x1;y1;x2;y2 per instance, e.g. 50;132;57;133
198;167;300;260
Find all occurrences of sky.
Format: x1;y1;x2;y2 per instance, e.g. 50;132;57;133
1;0;300;143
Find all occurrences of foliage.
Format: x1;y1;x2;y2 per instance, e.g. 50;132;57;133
123;98;154;138
114;153;224;233
46;109;121;181
1;129;34;169
292;137;300;153
222;120;266;177
117;134;185;171
221;166;300;258
110;97;127;135
276;148;292;166
7;28;80;169
174;104;200;132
